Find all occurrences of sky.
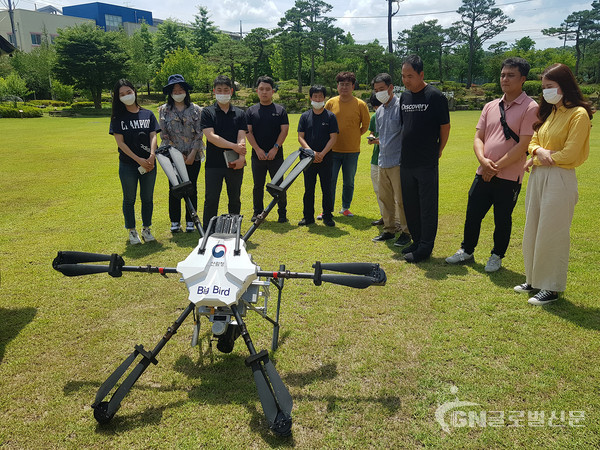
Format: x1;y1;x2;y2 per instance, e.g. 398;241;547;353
8;0;595;50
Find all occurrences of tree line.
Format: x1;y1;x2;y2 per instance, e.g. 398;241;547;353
1;0;599;108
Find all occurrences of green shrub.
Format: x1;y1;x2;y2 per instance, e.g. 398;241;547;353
482;83;498;93
580;84;600;95
276;90;307;113
26;100;70;107
0;105;43;118
189;92;213;106
51;81;74;103
523;80;542;97
245;92;259;107
70;101;110;109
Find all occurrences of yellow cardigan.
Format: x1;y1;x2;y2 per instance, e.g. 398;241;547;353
528;105;591;169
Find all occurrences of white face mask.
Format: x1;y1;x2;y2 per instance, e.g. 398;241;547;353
375;90;390;104
171;93;186;103
215;94;231;104
311;100;325;109
120;94;136;106
543;88;563;105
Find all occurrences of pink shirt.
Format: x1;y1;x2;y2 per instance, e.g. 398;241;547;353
476;91;538;182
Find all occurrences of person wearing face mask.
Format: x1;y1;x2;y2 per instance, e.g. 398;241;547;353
297;85;339;227
445;58;538;272
158;74;205;233
200;75;248;229
370;73;411;247
109;79;160;245
514;63;593;306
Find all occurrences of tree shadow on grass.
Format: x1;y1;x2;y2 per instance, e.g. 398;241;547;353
334;214;375;231
0;307;36;364
542;297;600;331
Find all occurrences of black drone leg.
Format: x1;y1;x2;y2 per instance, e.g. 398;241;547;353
230;304;293;437
92;302;195;424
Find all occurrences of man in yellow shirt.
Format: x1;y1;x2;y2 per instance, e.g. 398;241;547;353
323;72;370;218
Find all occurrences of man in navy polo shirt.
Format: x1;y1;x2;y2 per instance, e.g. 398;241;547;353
200;75;248;229
297;85;339;227
246;76;290;223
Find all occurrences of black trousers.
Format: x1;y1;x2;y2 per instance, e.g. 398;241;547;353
168;159;201;223
302;153;334;221
203;167;244;229
401;165;439;256
461;174;521;258
251;156;287;217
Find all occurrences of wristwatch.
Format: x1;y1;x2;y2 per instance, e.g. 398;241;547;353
274;143;280;149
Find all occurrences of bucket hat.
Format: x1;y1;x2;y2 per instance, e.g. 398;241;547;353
163;74;190;94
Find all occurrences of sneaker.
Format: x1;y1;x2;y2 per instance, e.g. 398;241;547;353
339;209;354;217
316;213;323;220
170;222;182;233
371;218;384;226
323;218;335;227
372;232;395;242
393;232;411;247
445;249;473;264
484;253;502;272
404;251;430;263
128;229;142;245
528;290;559;306
251;215;258;223
186;222;195;232
278;216;289;223
141;227;155;242
298;218;315;226
514;283;534;293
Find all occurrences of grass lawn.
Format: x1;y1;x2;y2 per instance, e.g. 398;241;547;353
1;108;599;448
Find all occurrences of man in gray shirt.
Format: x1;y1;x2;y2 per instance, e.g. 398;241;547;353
371;73;410;247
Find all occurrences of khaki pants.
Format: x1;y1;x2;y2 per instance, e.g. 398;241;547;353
370;164;385;218
523;166;578;292
378;165;408;234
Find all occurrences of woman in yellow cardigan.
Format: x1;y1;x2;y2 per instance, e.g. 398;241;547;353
514;63;594;305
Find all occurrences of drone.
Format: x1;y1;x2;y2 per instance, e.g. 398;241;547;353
53;145;387;436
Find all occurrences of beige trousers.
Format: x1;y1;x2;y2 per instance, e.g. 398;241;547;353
523;166;578;292
370;164;385;217
377;165;408;234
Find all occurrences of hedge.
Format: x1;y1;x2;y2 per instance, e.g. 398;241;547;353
0;105;43;118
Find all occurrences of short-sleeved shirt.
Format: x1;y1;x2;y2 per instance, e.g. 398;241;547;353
246;102;289;160
200;102;248;169
399;84;450;168
368;113;379;165
158;102;205;161
376;94;402;169
297;108;339;152
109;108;160;166
325;96;370;153
476;91;538;182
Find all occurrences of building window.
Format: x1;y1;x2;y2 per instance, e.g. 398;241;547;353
31;33;42;46
7;33;16;46
105;14;123;32
50;34;58;44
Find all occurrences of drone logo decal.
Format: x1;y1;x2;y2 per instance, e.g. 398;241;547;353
212;244;227;258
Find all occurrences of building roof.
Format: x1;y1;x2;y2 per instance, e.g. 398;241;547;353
0;35;16;55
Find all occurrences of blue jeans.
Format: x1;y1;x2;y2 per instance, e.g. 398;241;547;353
331;152;359;210
119;162;157;229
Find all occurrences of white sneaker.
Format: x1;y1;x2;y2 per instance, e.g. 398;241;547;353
445;248;473;264
484;254;502;272
170;222;182;233
186;221;195;232
128;229;142;245
514;282;534;293
141;227;155;242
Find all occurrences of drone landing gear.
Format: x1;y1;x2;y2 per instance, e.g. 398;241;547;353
231;304;293;437
91;303;195;424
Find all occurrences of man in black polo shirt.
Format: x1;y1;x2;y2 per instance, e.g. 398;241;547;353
246;76;290;223
297;85;339;227
200;75;248;229
399;55;451;263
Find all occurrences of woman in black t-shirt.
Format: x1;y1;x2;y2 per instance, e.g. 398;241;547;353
109;79;161;245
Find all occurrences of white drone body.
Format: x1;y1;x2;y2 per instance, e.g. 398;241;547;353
177;234;258;308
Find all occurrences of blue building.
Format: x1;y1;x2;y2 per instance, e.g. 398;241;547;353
62;2;153;32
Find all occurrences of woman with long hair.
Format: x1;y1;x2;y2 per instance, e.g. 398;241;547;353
514;63;593;305
109;79;160;244
158;74;205;233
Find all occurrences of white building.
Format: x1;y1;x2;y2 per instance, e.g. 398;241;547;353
0;8;94;52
